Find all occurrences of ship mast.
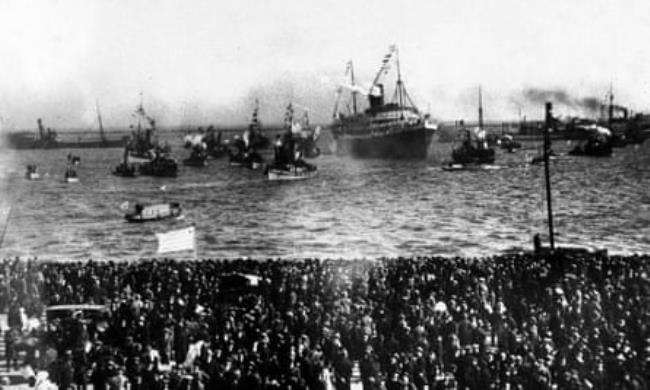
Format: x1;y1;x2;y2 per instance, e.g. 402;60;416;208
478;86;484;130
608;83;614;130
252;99;260;128
96;100;106;142
395;47;404;108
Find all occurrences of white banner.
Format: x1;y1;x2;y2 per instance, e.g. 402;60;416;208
156;226;195;254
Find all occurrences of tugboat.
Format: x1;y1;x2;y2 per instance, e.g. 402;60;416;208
183;143;209;167
64;154;80;183
125;95;159;163
139;148;179;177
265;112;317;181
125;202;182;223
246;99;270;151
444;87;495;169
228;134;265;170
203;127;229;158
497;134;521;152
25;165;41;180
64;167;79;183
113;147;137;177
4;104;128;149
331;46;437;159
288;106;321;159
568;125;612;157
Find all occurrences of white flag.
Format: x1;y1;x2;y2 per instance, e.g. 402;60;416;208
156;226;195;254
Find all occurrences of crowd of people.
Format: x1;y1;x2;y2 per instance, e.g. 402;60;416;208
1;253;648;389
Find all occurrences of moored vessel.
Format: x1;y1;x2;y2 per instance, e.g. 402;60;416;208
5;102;127;149
25;165;41;180
568;125;613;157
183;144;209;167
139;151;179;177
286;105;321;159
447;87;496;167
265;115;317;181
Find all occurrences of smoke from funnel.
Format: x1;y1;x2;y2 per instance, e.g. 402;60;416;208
516;87;603;115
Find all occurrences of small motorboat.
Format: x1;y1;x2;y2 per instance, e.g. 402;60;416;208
26;165;41;180
266;163;317;181
498;134;521;152
183;145;209;167
441;163;501;172
64;167;79;183
567;125;613;157
125;202;182;223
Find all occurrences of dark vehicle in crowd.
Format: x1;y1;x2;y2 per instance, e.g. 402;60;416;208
45;304;110;353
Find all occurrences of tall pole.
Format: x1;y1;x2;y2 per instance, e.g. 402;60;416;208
544;102;555;250
96;100;106;142
478;86;484;130
608;84;614;129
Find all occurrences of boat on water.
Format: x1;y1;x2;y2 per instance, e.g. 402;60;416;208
229;149;265;170
183;126;229;158
183;143;209;167
442;163;501;172
267;164;318;181
497;134;521;152
125;96;163;162
25;165;41;180
265;123;317;181
286;106;321;159
331;46;437;159
203;127;229;158
64;155;80;183
113;148;137;177
567;125;612;157
5;102;127;149
125;202;182;223
246;99;271;151
139;151;179;177
447;87;496;167
64;168;79;183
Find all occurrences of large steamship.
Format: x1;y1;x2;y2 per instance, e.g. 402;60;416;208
331;46;437;159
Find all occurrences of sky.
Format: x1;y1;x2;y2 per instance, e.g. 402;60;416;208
1;0;650;130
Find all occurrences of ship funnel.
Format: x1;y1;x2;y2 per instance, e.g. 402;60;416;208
369;84;384;108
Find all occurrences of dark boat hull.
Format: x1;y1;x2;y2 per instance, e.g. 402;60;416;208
5;133;127;149
333;126;435;159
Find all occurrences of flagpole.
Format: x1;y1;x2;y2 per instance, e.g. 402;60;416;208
544;102;555;250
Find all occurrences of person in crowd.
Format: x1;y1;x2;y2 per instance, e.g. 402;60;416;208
0;254;647;389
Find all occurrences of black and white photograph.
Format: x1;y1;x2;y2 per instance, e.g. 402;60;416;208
0;0;648;388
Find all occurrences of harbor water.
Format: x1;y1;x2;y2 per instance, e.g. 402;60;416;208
0;134;648;260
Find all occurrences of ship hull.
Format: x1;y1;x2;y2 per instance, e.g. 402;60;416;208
4;133;127;149
333;126;435;159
